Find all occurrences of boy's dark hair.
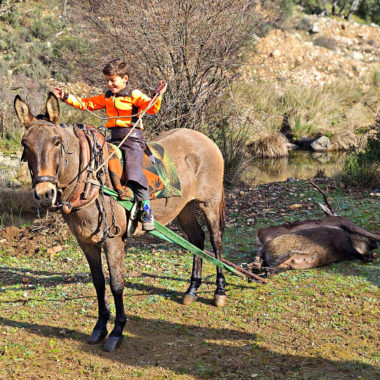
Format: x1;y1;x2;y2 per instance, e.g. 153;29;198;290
103;59;129;77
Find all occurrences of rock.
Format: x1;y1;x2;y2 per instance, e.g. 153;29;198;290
310;24;321;34
311;136;330;152
76;272;89;280
289;204;303;210
370;188;380;197
351;52;364;61
270;49;281;58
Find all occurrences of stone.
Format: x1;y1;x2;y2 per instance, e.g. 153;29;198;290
310;24;321;34
351;52;364;61
311;136;330;152
270;49;281;58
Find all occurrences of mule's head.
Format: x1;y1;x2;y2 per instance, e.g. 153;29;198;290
14;93;64;208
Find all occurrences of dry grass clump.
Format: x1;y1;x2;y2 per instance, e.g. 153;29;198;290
0;190;37;215
329;131;358;151
248;133;289;158
232;69;380;144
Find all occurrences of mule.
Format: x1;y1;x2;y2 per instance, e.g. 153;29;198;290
14;93;227;352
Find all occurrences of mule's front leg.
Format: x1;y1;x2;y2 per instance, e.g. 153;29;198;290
103;238;126;352
79;241;110;344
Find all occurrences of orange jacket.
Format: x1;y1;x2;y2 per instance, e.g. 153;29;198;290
64;88;162;128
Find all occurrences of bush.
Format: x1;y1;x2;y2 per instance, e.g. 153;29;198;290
338;127;380;188
357;0;380;25
313;36;338;51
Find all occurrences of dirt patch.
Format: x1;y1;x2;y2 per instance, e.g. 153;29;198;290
0;215;72;257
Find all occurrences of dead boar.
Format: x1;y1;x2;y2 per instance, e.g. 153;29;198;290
251;217;379;274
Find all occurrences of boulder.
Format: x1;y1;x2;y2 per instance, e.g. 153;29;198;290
311;136;330;152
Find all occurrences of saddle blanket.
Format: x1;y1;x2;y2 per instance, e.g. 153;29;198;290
107;142;182;201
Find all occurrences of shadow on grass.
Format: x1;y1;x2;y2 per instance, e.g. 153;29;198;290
0;266;91;290
140;272;255;289
0;315;378;379
0;266;257;307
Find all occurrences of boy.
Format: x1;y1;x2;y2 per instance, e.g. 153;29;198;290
53;58;167;231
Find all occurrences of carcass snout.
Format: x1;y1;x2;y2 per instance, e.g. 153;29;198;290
33;183;57;207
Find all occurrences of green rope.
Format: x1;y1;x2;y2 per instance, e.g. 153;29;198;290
103;186;238;275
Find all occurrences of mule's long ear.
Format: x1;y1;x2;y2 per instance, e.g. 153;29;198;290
14;95;36;128
45;92;60;124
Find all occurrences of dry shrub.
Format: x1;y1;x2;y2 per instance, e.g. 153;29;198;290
64;0;279;134
248;133;289;158
313;36;338;51
329;131;358;151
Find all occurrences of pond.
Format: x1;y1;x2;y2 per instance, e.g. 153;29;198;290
242;150;351;186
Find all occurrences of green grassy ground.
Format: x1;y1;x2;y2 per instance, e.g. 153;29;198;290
0;181;379;379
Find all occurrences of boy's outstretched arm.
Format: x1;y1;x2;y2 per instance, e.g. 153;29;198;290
53;87;106;111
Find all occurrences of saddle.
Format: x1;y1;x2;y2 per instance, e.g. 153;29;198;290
107;141;182;201
59;124;181;215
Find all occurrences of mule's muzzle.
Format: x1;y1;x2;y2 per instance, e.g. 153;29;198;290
33;182;57;208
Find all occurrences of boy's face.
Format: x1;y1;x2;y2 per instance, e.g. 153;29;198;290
104;74;128;94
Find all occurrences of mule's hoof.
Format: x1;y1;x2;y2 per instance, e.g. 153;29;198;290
88;329;108;344
214;294;227;307
183;293;197;306
103;335;123;352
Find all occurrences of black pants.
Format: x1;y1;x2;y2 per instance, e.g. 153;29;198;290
110;127;150;201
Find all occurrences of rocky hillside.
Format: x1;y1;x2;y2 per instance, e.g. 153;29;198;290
246;13;380;86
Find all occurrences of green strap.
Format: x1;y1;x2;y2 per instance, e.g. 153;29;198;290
103;186;238;275
103;186;134;211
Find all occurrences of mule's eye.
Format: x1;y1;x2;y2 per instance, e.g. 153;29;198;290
54;140;61;147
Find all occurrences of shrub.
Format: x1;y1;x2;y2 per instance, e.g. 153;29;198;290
338;128;380;188
313;36;338;51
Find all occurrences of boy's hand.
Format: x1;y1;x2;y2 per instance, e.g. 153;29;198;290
152;81;167;97
53;87;67;100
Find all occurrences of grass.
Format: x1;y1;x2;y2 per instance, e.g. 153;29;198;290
0;181;379;379
233;71;380;144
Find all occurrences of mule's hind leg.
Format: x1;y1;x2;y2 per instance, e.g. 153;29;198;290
103;238;127;352
199;198;226;307
78;241;110;345
177;202;205;306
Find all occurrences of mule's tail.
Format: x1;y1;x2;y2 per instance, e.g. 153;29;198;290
219;188;226;234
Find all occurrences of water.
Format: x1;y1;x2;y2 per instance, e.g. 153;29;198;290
242;150;351;186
